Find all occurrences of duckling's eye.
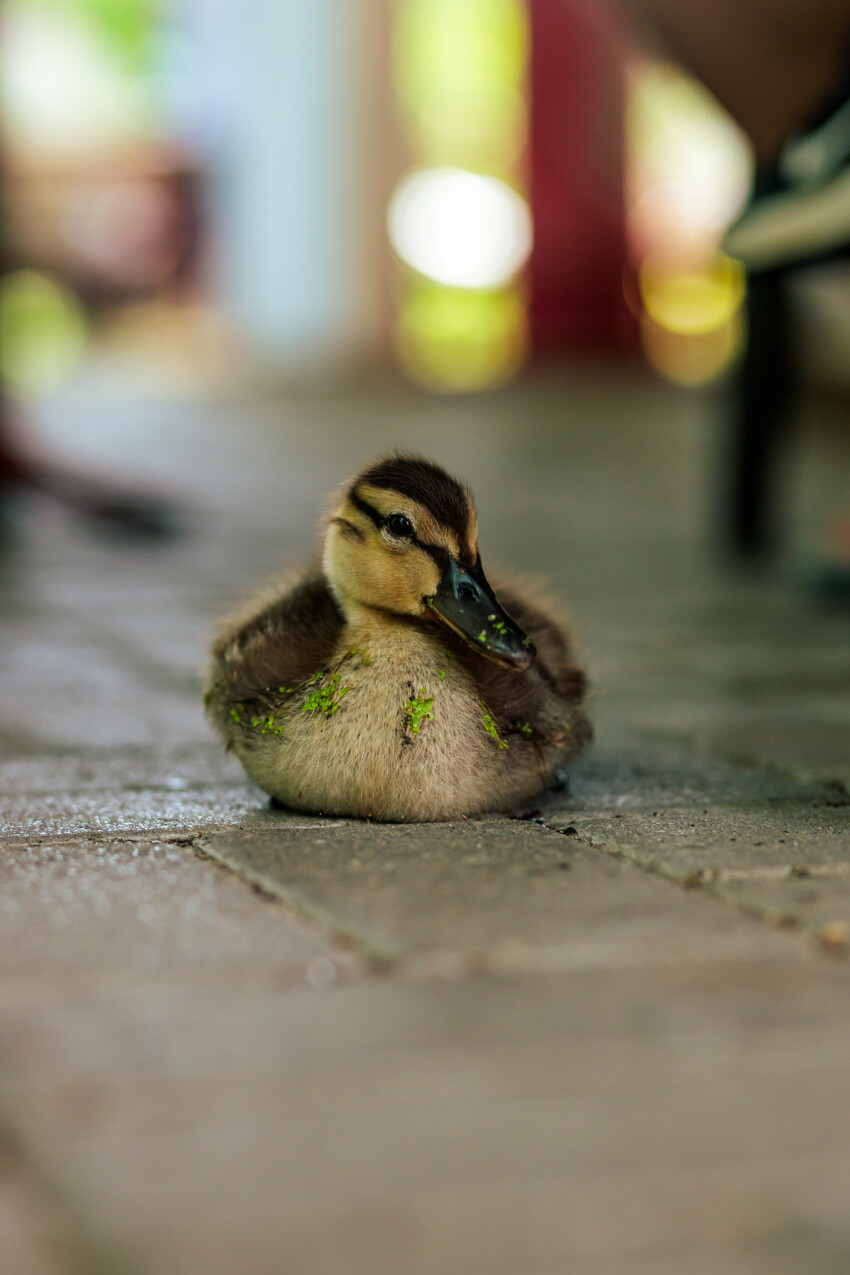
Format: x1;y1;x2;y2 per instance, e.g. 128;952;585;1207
384;514;414;539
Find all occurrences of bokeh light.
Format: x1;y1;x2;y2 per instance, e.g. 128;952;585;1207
0;0;157;157
393;0;530;392
628;66;751;253
0;269;88;395
388;167;531;290
641;308;745;387
395;284;527;392
396;0;528;171
626;63;753;385
639;252;745;337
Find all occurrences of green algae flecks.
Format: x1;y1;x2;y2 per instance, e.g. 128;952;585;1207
251;713;281;736
477;631;487;643
437;667;445;681
229;708;241;724
349;648;372;667
303;673;350;718
481;705;508;750
404;690;434;735
516;720;533;734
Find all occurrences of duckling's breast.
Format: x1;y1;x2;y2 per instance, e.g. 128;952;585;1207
232;629;541;821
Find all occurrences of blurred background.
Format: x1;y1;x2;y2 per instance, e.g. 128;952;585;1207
0;0;849;575
0;0;755;394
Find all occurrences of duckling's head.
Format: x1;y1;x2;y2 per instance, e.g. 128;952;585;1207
324;455;535;670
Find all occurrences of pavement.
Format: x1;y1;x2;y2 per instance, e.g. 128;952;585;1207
2;366;850;1274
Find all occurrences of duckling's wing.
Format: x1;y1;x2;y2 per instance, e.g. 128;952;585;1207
451;578;589;751
208;568;344;711
494;581;586;703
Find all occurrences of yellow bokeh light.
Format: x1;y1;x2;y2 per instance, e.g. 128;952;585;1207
396;284;527;392
627;62;753;387
0;269;88;395
641;308;744;386
639;252;745;336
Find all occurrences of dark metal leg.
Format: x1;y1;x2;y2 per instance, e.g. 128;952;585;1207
729;270;793;558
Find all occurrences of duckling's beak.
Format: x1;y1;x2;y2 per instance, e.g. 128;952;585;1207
429;557;536;670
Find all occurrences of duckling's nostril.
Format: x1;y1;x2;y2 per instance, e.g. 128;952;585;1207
458;584;477;602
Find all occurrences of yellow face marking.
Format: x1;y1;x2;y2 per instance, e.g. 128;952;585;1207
325;478;479;619
354;483;463;560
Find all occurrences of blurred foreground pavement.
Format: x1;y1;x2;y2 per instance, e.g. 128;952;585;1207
2;368;850;1274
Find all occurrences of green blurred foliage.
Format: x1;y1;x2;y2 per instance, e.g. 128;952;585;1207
396;0;528;170
15;0;158;73
396;282;527;391
0;270;88;395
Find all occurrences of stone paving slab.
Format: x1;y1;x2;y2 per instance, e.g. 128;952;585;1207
0;785;263;845
4;961;850;1275
0;744;245;796
547;807;850;871
556;747;835;813
197;815;813;978
0;1138;71;1275
187;741;850;973
0;838;353;991
718;874;850;940
0;639;203;754
686;719;850;787
542;751;850;947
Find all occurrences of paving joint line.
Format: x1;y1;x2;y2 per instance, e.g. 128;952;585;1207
543;824;850;958
0;828;241;850
192;835;396;977
637;730;850;802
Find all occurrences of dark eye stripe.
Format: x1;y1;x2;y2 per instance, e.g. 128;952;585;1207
331;516;364;540
415;539;449;571
350;490;449;571
349;491;383;527
358;457;470;541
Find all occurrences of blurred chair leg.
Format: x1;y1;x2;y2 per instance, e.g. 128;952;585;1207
729;270;793;558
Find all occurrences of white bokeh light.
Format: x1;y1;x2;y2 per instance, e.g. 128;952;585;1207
388;167;532;289
628;65;753;251
0;7;150;155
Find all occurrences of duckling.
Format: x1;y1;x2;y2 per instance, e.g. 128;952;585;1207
205;456;590;822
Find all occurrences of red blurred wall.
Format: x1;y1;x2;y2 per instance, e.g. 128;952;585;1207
527;0;639;357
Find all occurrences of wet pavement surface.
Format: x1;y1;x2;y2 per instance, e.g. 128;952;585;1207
2;369;850;1273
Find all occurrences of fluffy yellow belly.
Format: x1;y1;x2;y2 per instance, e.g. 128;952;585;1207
230;635;545;822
